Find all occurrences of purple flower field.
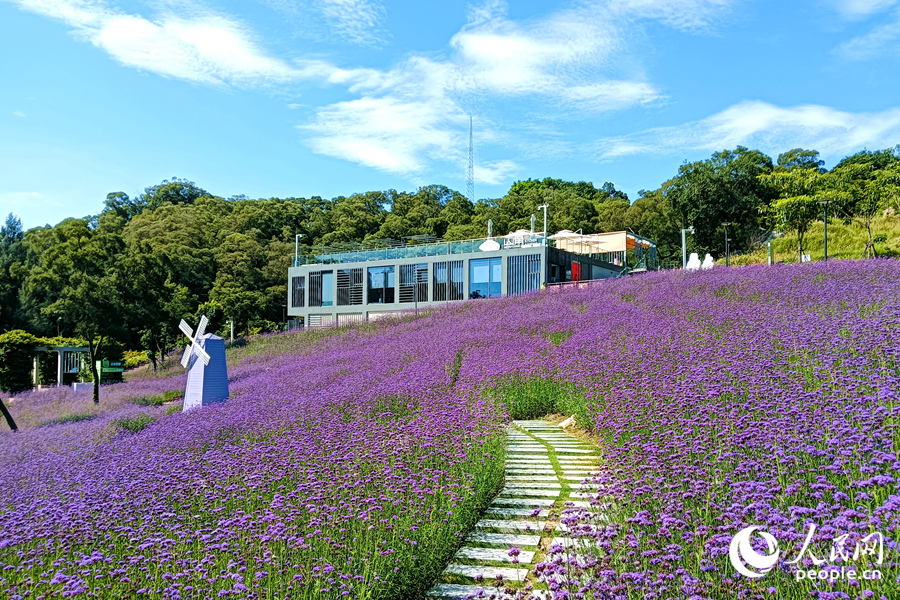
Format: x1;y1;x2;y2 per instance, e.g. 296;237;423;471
1;260;898;599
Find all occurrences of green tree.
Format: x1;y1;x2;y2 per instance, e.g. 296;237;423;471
777;148;825;173
625;188;681;264
0;330;39;394
319;193;387;245
830;162;900;257
665;147;774;257
24;215;126;403
0;214;26;332
759;169;828;261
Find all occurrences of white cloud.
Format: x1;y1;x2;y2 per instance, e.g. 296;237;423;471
300;0;695;176
301;95;467;175
831;0;900;18
594;101;900;159
834;11;900;59
13;111;26;117
475;160;518;184
317;0;386;45
606;0;735;31
13;0;303;85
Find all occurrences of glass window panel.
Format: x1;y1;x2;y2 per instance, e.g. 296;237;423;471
367;266;395;304
321;272;333;306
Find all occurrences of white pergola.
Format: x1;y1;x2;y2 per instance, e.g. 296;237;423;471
33;346;89;387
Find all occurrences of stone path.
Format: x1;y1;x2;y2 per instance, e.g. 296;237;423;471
427;420;603;599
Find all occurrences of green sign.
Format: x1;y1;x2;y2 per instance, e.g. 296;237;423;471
95;360;124;383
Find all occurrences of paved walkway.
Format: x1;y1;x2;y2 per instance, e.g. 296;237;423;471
427;420;603;599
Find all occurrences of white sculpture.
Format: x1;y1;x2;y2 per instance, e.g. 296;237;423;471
701;254;715;269
180;316;229;412
686;252;701;270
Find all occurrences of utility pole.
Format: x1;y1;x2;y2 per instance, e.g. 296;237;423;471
819;199;831;262
722;223;733;267
538;205;549;245
681;226;695;268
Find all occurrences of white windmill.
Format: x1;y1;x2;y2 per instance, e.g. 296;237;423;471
180;315;211;368
179;315;229;412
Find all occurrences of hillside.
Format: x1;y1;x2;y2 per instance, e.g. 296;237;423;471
1;261;898;599
726;214;900;265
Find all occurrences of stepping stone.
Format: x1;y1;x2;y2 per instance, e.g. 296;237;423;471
561;500;591;508
505;476;560;482
506;481;560;488
485;507;550;518
548;448;596;454
505;469;556;475
427;583;493;599
491;498;554;507
455;546;536;563
475;519;546;531
466;532;541;547
500;487;561;497
443;564;530;581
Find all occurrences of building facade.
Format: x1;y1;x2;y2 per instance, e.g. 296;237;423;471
286;235;624;326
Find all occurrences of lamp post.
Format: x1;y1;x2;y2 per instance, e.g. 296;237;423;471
681;226;695;268
294;234;304;266
722;222;733;267
538;204;549;245
818;199;830;262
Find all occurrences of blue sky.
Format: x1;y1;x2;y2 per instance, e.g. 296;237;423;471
2;0;900;230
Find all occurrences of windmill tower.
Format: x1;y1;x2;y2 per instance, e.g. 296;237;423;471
179;315;229;412
466;116;474;205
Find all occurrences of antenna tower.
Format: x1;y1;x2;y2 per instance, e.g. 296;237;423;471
466;116;474;205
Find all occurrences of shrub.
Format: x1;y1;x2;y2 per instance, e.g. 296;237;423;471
126;390;181;407
112;413;156;433
122;350;149;369
485;376;566;419
41;413;97;427
0;330;39;394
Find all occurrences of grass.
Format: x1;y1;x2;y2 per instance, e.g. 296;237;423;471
112;412;157;433
728;214;900;265
39;412;97;427
125;390;182;406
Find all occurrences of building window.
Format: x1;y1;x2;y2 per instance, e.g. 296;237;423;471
434;260;464;301
291;276;305;308
368;266;395;304
470;257;501;299
337;268;363;306
507;254;541;295
400;263;428;303
309;270;334;307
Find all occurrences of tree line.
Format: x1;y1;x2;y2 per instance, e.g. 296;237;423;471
0;145;898;397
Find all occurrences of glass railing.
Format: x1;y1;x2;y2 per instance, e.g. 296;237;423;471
292;235;549;267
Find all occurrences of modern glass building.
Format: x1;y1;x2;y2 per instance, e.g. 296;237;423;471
286;233;635;327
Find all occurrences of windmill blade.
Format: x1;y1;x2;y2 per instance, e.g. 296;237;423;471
196;315;209;339
179;319;193;339
195;344;212;366
181;344;193;368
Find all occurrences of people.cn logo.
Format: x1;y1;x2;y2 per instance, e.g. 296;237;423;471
729;526;781;578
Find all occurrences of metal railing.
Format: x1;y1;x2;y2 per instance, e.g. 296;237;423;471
293;234;550;267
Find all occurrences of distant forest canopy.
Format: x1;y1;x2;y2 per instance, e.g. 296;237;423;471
1;145;899;365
